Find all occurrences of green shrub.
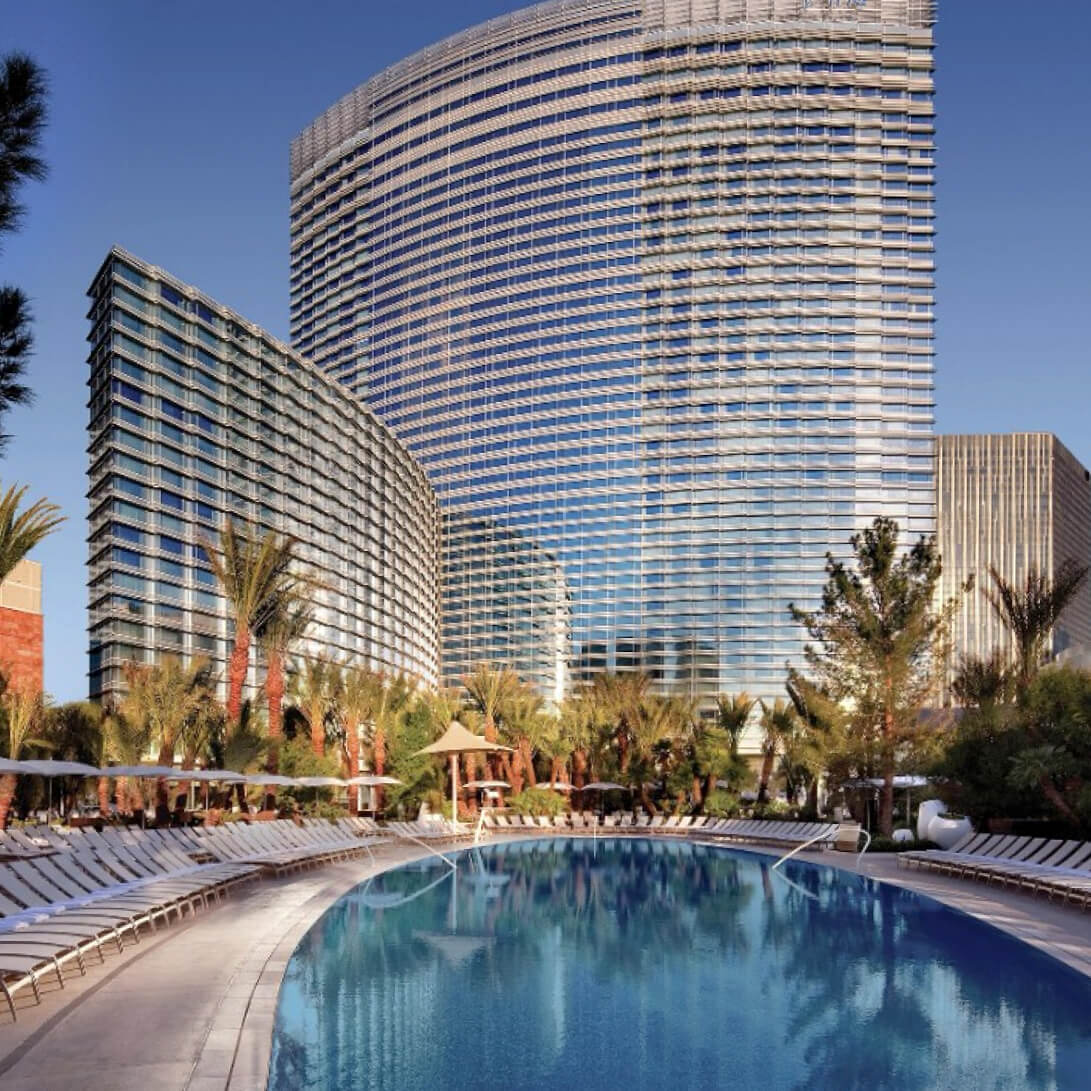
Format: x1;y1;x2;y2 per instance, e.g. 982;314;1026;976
865;836;937;853
703;789;742;818
508;787;567;817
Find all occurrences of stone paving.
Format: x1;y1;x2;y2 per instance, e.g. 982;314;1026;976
1;835;1090;1090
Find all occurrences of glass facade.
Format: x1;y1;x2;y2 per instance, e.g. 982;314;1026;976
290;0;937;708
86;248;441;706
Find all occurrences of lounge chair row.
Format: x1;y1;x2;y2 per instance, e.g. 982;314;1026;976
0;818;389;1020
478;812;837;847
898;832;1091;904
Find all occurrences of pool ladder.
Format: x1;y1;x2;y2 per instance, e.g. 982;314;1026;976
771;823;871;872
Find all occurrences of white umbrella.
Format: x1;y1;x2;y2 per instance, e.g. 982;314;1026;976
462;780;510;790
346;775;402;786
102;764;177;778
21;760;102;777
20;759;103;818
545;782;576;792
416;721;513;824
583;781;627;791
244;773;297;786
295;775;347;810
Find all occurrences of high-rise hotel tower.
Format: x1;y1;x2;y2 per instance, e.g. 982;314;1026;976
290;0;937;703
87;249;441;706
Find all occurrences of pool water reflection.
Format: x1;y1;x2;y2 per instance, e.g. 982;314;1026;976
269;839;1091;1090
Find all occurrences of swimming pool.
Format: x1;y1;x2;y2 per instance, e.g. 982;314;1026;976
269;839;1091;1089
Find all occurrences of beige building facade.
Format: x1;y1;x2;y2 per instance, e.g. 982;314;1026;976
936;433;1091;677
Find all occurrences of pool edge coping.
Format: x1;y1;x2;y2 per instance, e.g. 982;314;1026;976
214;833;1091;1089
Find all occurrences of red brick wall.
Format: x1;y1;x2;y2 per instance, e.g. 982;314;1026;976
0;606;43;694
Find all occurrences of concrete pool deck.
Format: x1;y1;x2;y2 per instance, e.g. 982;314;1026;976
2;834;1091;1090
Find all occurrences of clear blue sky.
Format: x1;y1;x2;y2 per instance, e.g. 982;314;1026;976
3;0;1089;701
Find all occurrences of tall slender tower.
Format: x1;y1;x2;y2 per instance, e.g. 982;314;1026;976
290;0;937;707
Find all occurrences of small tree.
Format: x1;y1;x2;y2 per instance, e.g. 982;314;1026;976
790;517;966;836
0;683;47;827
757;698;798;804
983;561;1088;692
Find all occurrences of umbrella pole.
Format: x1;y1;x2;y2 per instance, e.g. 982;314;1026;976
451;753;458;825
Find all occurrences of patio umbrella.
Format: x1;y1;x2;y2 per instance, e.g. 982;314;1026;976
462;780;510;790
101;764;177;778
545;782;575;792
244;773;297;786
185;768;247;809
346;774;402;810
20;759;103;818
416;721;513;824
295;775;347;809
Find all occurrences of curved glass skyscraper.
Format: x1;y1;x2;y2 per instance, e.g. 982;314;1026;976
290;0;937;705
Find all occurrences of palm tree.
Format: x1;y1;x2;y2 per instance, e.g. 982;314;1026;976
983;560;1089;690
0;484;63;582
463;664;520;779
120;657;216;821
757;698;798;804
708;692;757;801
497;686;548;793
43;700;105;815
0;53;48;450
291;654;341;757
590;671;651;775
204;520;303;723
0;683;48;827
257;591;312;771
365;673;413;812
629;695;693;814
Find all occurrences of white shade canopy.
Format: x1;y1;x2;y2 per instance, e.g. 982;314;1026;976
416;721;512;825
0;757;24;773
20;760;102;777
346;775;403;787
243;773;297;786
582;781;628;791
463;780;510;790
101;764;178;778
186;769;247;783
416;720;512;756
545;782;576;792
295;776;346;788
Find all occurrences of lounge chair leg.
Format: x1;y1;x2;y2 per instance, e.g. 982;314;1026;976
52;958;65;989
1;980;15;1021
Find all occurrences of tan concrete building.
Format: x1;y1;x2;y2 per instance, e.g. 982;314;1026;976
936;433;1091;677
0;559;44;693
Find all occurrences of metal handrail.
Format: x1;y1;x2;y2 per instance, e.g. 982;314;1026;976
856;828;872;867
771;827;836;871
390;825;458;871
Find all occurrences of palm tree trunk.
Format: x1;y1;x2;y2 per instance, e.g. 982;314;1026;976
520;739;536;787
266;648;284;773
510;749;525;794
639;783;657;815
757;749;775;804
0;773;16;829
226;623;251;724
97;775;110;817
573;749;587;789
346;718;360;814
310;706;325;757
155;743;174;824
879;702;896;837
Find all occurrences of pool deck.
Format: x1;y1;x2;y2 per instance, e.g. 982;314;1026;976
2;834;1091;1090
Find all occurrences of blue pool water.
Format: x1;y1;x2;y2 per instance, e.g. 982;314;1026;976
269;839;1091;1089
